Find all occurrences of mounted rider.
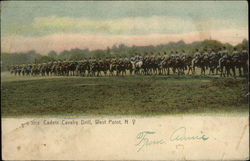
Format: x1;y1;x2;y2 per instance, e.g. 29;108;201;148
175;51;180;61
232;47;240;59
209;49;216;59
160;52;165;61
202;48;209;59
156;52;162;64
163;52;169;60
118;56;123;64
130;54;136;62
191;49;201;66
218;46;229;68
150;52;155;60
111;56;117;63
134;53;140;62
180;50;187;60
138;53;143;62
124;56;129;62
143;52;149;61
241;47;248;60
170;51;175;59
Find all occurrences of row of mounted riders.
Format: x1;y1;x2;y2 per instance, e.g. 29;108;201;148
9;49;248;77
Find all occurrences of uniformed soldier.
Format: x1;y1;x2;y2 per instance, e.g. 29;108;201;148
175;51;180;60
163;52;169;60
209;49;216;59
144;52;149;61
112;56;117;63
216;48;221;57
118;56;123;64
180;50;187;60
193;49;201;59
88;57;92;63
134;53;139;62
129;54;135;62
138;53;143;61
98;58;102;63
124;56;129;62
170;51;175;59
221;46;228;57
150;52;155;60
241;47;248;60
218;47;229;68
191;49;201;66
203;48;209;59
93;57;97;62
160;52;164;60
232;48;240;59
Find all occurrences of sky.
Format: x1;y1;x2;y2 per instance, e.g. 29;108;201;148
1;1;248;55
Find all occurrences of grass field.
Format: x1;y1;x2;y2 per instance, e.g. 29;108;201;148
1;72;249;117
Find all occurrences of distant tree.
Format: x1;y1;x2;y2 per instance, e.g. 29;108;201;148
235;39;249;50
200;40;223;50
58;50;71;60
48;50;57;57
35;56;55;63
69;53;86;60
242;39;249;48
93;50;106;58
1;38;248;71
112;44;118;51
107;47;111;54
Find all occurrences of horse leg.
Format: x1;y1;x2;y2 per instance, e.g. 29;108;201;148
232;67;236;78
243;65;248;76
220;66;223;77
238;67;242;77
227;67;232;77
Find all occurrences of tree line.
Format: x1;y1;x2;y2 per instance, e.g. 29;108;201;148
1;39;248;71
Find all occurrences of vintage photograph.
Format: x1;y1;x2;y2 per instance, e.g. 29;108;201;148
1;1;249;160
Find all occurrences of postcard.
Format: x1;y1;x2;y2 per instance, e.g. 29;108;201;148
1;1;249;160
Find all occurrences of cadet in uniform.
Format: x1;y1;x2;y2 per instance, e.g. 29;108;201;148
124;56;129;62
232;48;239;59
241;47;248;60
118;56;123;64
175;51;180;60
170;51;175;59
203;48;209;59
138;54;143;62
193;49;201;58
192;49;201;65
218;46;229;68
209;49;216;59
180;50;187;60
150;52;155;60
130;54;135;62
144;52;149;61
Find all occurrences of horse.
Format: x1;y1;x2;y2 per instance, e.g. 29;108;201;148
131;61;143;75
191;57;206;75
219;57;236;77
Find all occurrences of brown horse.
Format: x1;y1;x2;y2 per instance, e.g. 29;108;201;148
219;57;236;77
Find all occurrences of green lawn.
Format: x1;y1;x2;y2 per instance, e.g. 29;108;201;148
1;72;248;117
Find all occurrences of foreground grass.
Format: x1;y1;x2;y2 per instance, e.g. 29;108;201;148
1;72;248;117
